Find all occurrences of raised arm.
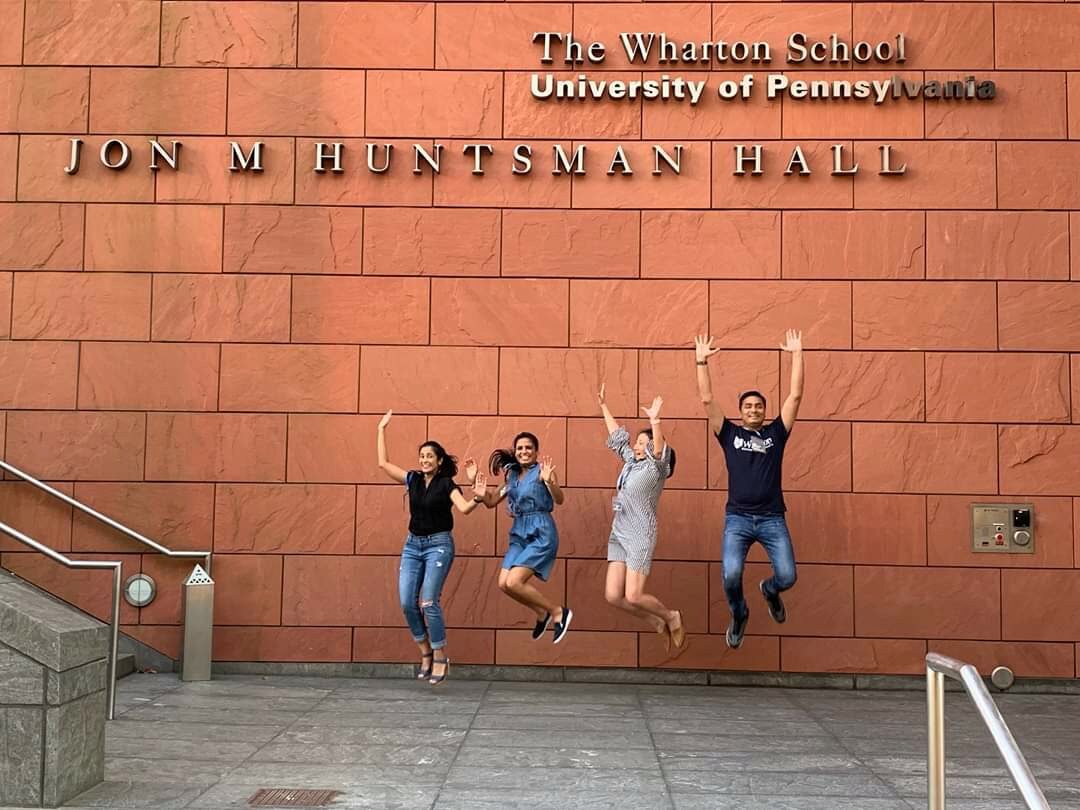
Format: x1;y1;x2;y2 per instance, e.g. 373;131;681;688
780;329;804;432
641;396;665;458
539;456;564;506
449;473;488;515
598;383;620;435
694;335;725;435
474;469;507;509
376;410;408;484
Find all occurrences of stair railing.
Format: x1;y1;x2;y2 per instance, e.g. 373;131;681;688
0;521;121;719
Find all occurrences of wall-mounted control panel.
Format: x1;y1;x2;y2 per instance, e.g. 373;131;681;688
971;503;1034;554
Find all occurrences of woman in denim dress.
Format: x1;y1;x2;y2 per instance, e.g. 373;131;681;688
377;410;486;685
469;432;573;644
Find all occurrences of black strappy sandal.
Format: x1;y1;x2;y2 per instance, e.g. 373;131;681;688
429;654;450;686
417;652;433;680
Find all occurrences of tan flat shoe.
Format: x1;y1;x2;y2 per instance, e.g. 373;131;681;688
669;610;687;650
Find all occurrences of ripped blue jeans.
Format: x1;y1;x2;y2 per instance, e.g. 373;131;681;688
398;532;455;649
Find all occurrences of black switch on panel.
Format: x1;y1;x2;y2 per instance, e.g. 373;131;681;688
1012;509;1031;528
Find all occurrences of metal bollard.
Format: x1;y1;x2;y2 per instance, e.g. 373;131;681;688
182;563;214;682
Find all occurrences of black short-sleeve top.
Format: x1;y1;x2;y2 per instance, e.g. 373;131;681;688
406;472;460;536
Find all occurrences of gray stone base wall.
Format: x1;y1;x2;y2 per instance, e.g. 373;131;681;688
0;705;45;806
0;573;108;807
44;690;106;807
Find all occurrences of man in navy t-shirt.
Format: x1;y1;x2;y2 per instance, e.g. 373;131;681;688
694;330;805;649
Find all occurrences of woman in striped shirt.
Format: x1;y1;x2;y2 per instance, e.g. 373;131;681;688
599;385;686;651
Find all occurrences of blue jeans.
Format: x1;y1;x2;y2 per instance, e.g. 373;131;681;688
399;532;455;649
722;512;797;621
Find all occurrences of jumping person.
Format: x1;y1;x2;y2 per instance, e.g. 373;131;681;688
468;433;572;643
598;385;685;651
377;410;486;684
694;330;805;649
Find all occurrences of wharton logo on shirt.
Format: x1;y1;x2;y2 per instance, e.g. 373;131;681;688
733;435;774;454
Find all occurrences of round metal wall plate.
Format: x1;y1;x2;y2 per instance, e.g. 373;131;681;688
991;666;1015;690
123;573;156;608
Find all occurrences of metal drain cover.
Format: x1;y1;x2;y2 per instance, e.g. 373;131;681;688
248;789;341;807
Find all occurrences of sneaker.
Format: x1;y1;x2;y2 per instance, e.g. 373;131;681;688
759;580;787;624
531;612;552;640
726;610;749;650
552;607;573;644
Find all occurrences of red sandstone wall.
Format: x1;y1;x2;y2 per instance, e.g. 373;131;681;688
1;0;1079;678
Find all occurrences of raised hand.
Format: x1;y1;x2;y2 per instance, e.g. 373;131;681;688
597;383;606;407
780;329;803;353
539;455;556;483
641;396;663;422
695;335;721;363
378;409;393;430
472;472;487;498
464;457;478;482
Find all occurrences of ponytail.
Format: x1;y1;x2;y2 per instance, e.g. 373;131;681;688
488;449;517;476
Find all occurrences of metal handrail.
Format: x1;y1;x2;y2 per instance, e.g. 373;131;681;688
0;460;211;574
0;521;121;720
926;652;1050;810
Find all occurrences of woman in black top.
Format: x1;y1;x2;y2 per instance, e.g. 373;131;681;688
377;410;486;685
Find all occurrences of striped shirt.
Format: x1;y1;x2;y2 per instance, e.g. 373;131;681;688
607;426;672;547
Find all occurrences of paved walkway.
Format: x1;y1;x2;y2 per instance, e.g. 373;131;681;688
52;673;1080;810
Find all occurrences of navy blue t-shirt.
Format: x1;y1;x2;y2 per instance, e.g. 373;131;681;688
715;418;790;515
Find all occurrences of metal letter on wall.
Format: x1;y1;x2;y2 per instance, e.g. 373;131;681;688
831;143;858;175
462;144;493;175
230;141;264;172
653;144;683;176
733;144;763;176
784;145;811;176
413;144;443;175
879;144;907;175
552;144;586;176
367;143;393;173
64;138;83;174
607;145;633;176
512;144;533;174
100;139;131;170
315;142;346;174
149;140;182;171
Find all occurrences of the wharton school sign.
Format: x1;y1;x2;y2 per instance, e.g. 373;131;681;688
63;30;995;180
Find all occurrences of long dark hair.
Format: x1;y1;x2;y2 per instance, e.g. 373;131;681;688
640;428;676;479
489;432;539;476
419;441;458;479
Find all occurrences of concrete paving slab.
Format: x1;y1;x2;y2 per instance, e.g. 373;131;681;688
58;672;1080;810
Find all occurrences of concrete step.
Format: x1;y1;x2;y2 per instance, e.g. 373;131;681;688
117;652;136;679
